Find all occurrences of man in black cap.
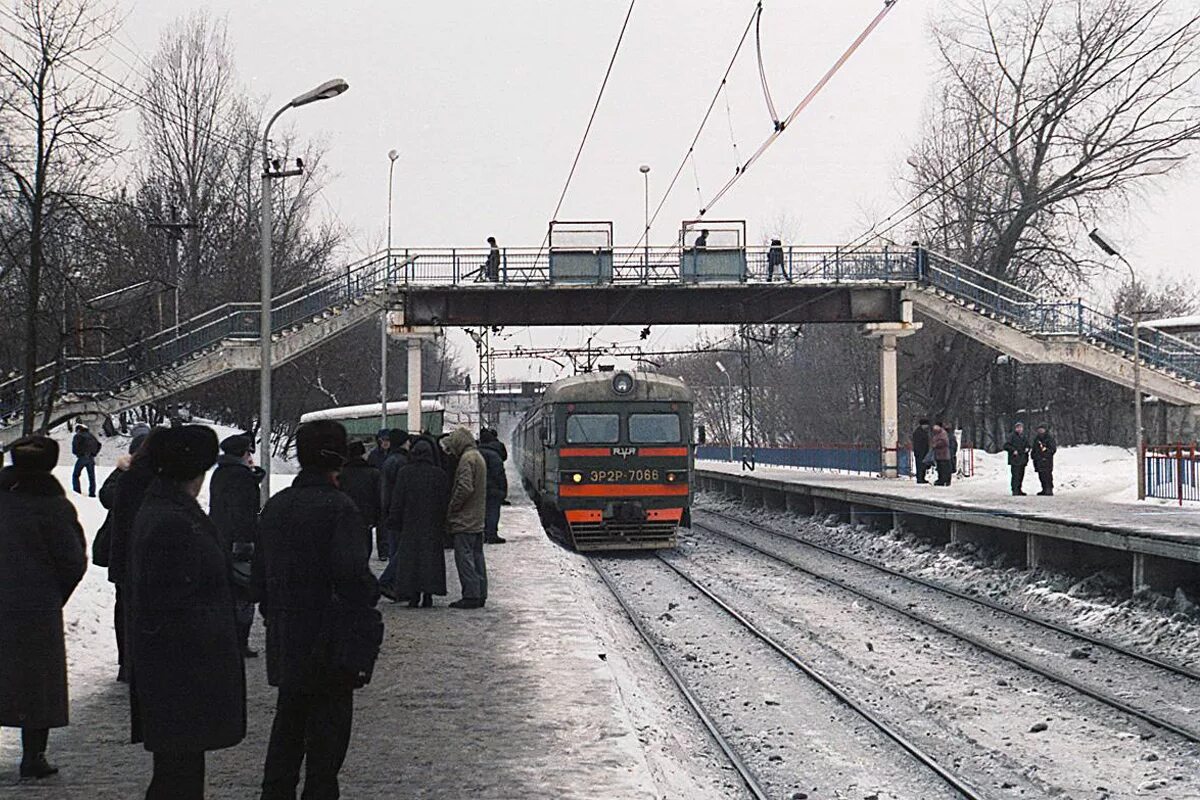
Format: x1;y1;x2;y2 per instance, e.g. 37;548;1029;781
377;430;410;585
1031;423;1058;496
911;419;932;484
209;433;265;658
70;423;101;496
366;429;390;470
1002;422;1031;496
254;420;379;800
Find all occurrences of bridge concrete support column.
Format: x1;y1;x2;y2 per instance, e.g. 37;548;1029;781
390;324;440;435
862;318;922;479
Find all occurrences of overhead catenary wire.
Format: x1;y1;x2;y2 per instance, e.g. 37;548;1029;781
623;2;762;262
539;0;637;253
754;3;781;130
699;0;902;215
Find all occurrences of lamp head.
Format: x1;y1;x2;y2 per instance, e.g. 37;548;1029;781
289;78;349;108
1088;227;1120;258
715;360;727;375
639;164;650;174
388;149;399;161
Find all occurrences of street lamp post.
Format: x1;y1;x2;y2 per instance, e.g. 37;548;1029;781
382;149;399;430
715;360;733;462
1088;227;1147;500
639;164;650;281
259;78;349;504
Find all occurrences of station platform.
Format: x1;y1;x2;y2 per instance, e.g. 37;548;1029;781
697;461;1200;594
0;501;732;799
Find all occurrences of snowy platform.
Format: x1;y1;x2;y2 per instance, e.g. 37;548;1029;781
698;452;1200;574
0;460;736;798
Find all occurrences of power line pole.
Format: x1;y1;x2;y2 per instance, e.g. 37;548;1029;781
147;205;197;332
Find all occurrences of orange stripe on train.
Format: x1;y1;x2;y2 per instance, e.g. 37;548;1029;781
559;484;690;498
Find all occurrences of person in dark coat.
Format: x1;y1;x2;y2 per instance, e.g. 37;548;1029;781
1003;422;1031;496
70;423;101;496
0;436;86;780
377;430;411;591
107;426;161;683
366;429;390;470
339;441;382;557
1031;423;1058;496
127;425;244;800
484;236;500;281
478;429;508;544
767;239;786;282
930;423;952;487
911;419;931;484
388;436;450;607
208;433;265;658
94;423;151;683
253;420;379;800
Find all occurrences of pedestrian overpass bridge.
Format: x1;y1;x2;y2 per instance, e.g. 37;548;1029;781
3;243;1199;468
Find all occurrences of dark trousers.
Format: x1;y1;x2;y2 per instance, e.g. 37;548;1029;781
20;727;48;759
1010;462;1027;494
72;458;96;495
378;529;402;592
236;599;255;651
115;584;127;672
374;526;388;560
261;689;353;800
1037;468;1054;495
914;451;930;483
453;532;488;600
146;751;205;800
935;460;953;486
484;497;502;540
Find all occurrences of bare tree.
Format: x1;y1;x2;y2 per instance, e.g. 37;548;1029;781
0;0;124;433
906;0;1200;429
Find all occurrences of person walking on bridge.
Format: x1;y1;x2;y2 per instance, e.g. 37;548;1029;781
1031;423;1057;496
485;236;501;281
767;239;786;282
1003;422;1030;496
71;423;101;496
445;428;488;609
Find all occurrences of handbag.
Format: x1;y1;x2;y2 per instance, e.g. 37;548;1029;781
325;595;384;689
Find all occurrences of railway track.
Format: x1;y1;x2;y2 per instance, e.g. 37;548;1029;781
591;554;989;800
692;507;1200;746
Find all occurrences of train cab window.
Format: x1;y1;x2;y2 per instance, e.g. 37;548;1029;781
629;413;681;444
565;413;619;444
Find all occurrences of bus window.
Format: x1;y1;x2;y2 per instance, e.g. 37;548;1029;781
566;414;619;444
629;413;681;444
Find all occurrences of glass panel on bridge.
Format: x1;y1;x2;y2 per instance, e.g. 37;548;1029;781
548;220;614;285
679;219;747;283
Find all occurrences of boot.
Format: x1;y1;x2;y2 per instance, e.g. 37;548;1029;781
449;598;483;609
19;754;58;780
421;593;433;608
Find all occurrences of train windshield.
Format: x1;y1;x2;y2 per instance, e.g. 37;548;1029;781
566;413;619;443
629;413;681;444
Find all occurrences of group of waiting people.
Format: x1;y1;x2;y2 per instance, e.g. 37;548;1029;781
910;419;960;486
0;417;507;798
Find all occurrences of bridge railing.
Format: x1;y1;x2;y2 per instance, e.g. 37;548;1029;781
697;443;913;476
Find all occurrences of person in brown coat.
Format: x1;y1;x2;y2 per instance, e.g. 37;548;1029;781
445;428;488;609
0;436;87;779
930;422;953;486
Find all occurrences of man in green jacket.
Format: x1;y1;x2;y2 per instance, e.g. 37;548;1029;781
445;428;488;609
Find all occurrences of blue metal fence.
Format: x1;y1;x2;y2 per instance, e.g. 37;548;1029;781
1145;444;1200;505
697;444;912;476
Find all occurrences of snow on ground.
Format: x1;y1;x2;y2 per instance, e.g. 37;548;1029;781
695;492;1200;669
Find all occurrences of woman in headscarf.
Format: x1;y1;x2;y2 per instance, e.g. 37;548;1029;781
127;425;245;799
388;435;450;607
0;435;86;779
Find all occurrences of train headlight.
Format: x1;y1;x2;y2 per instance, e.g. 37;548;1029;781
667;473;676;482
612;372;634;395
572;473;583;484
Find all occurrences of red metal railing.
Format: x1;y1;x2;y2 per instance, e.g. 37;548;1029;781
1144;443;1200;505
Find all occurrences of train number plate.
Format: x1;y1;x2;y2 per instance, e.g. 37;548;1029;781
589;469;661;483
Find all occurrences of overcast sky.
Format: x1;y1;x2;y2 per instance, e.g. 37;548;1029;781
112;0;1200;383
